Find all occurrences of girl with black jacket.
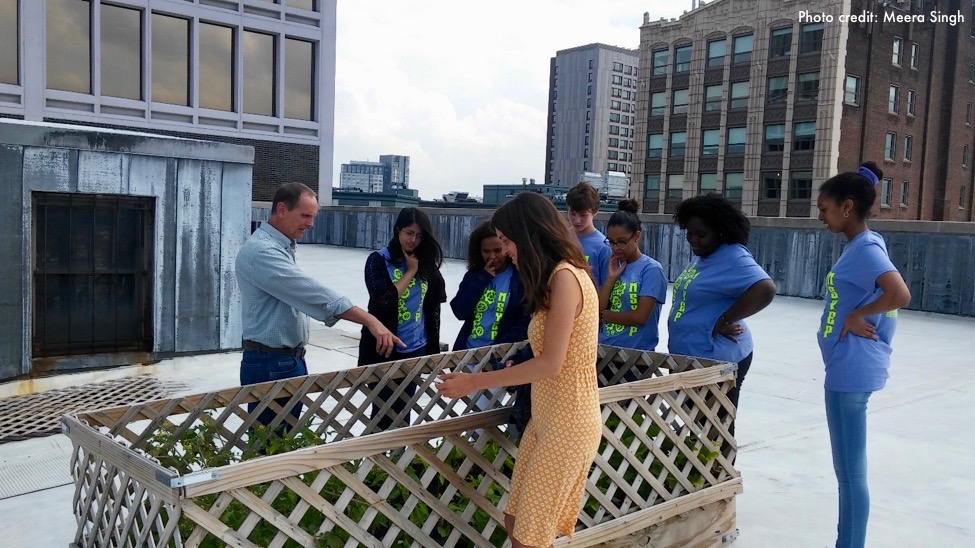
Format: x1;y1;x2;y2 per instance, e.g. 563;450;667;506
359;208;446;430
451;220;530;351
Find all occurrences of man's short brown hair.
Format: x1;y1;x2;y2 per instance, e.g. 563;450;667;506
271;182;316;214
566;181;600;212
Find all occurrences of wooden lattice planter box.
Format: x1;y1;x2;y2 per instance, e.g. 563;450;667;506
63;343;742;547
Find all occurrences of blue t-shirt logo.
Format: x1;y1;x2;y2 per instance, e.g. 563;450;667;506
467;267;513;348
670;263;700;322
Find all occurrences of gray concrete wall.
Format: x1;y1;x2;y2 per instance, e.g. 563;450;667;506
253;204;975;317
0;120;253;380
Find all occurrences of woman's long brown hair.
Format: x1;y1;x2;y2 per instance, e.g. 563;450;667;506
491;193;588;312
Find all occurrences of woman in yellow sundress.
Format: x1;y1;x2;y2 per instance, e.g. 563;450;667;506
438;192;602;548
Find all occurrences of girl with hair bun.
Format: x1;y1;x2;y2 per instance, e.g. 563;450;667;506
597;198;668;352
816;161;911;548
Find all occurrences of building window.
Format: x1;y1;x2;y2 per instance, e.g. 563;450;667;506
797;73;819;102
768;76;788;104
733;34;753;64
242;29;277;115
704;84;723;112
729;81;749;109
587;97;591;108
889;85;899;113
0;0;17;85
199;23;235;112
647;134;664;158
610;100;620;110
650;92;666;117
761;172;782;200
965;145;970;167
699;173;718;194
589;59;594;69
793;121;816;151
612;62;623;72
968;102;972;125
612;75;623;85
674;45;692;73
845;75;861;105
47;0;91;94
724;172;744;199
910;42;919;69
881;179;892;205
906;89;916;116
100;4;143;100
901;181;909;206
790;171;813;200
701;129;720;156
645;175;661;200
769;27;793;58
892;37;902;65
799;22;824;54
765;124;785;152
667;174;684;199
152;13;190;106
652;49;669;76
904;135;913;161
961;186;967;208
885;132;896;160
670;132;687;157
588;85;592;95
672;88;689;114
707;39;726;68
285;0;316;10
726;127;746;155
610;112;621;123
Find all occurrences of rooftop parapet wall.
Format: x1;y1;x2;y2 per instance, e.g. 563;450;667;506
253;205;975;316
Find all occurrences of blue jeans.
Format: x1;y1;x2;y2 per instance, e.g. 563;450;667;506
240;350;308;429
825;389;872;548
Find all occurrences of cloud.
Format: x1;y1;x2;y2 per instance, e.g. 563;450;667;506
332;1;675;200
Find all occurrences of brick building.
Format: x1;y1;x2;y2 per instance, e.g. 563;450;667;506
634;0;975;221
0;0;335;202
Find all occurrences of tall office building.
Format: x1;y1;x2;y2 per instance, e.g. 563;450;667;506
339;161;385;193
634;0;975;221
380;154;410;191
545;43;639;186
0;0;336;202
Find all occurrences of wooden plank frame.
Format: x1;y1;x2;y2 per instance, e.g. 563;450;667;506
64;343;742;547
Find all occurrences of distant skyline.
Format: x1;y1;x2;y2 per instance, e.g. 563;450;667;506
333;1;689;200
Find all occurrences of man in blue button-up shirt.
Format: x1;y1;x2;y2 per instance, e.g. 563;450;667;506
236;182;402;428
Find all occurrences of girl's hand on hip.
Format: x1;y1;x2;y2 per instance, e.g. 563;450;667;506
841;312;877;340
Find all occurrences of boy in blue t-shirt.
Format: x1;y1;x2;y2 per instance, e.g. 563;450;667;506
566;182;611;288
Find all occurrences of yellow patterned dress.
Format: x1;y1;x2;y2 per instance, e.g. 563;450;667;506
505;262;602;546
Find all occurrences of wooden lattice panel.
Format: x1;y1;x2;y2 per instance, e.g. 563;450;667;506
64;344;741;547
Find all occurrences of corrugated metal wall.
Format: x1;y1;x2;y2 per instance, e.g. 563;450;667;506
253;205;975;317
0;121;253;380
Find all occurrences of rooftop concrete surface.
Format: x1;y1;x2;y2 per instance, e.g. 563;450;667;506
1;244;972;547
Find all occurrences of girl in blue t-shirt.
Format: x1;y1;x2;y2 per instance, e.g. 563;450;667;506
816;162;911;548
667;193;777;436
360;208;446;430
597;199;668;354
451;220;530;351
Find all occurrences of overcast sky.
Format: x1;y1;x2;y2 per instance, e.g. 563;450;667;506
333;1;688;200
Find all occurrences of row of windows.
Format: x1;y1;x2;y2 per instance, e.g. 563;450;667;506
645;173;744;200
651;23;823;76
891;37;920;69
607;162;631;173
884;132;913;162
878;179;911;207
609;113;635;125
611;87;636;100
651;74;820;116
648;121;816;158
611;62;636;75
608;138;633;150
28;0;316;120
607;150;633;161
887;85;917;115
611;75;636;88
